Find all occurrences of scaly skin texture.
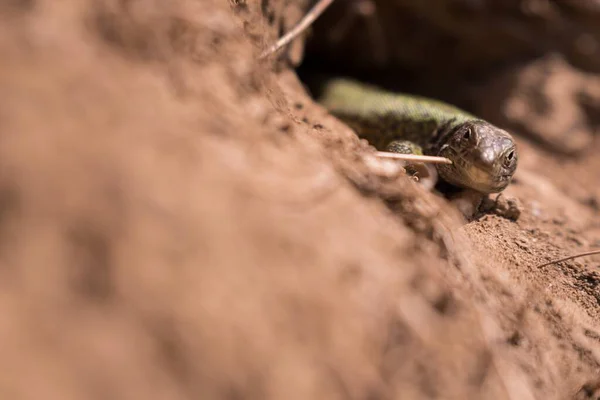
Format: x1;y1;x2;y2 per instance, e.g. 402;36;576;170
315;78;518;193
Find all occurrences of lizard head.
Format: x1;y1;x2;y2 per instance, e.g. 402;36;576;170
436;120;518;193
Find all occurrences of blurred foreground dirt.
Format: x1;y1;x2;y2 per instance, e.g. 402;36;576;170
0;1;599;399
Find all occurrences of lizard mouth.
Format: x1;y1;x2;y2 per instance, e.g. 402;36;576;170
438;149;509;193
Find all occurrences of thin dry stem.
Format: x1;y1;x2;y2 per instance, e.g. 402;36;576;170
536;249;600;268
259;0;336;60
375;151;453;165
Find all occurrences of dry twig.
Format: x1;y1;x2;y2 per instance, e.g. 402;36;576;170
536;249;600;268
259;0;336;59
375;151;453;165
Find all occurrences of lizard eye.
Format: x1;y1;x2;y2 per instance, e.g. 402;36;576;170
462;128;471;140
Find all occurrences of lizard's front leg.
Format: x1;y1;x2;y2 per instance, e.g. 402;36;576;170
386;140;438;190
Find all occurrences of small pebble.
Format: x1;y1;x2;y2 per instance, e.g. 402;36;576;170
494;194;523;221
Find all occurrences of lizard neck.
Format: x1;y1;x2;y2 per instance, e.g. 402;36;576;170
426;118;467;155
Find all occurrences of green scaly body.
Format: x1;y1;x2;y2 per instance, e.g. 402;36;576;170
316;77;477;151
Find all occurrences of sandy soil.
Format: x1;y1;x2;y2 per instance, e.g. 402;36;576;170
0;0;598;399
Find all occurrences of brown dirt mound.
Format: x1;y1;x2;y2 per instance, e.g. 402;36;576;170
0;0;598;399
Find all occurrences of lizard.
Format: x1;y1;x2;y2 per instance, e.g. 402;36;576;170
311;77;518;194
